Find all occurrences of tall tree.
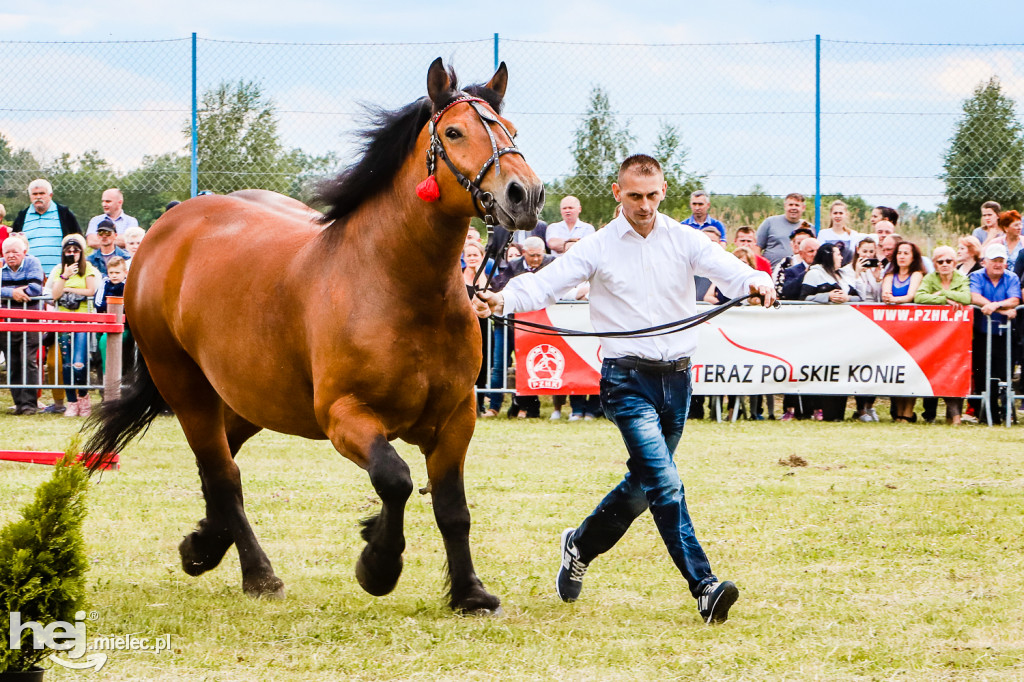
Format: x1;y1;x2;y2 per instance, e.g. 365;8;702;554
653;121;706;220
46;150;119;224
189;80;336;196
0;134;43;217
942;77;1024;221
545;87;635;225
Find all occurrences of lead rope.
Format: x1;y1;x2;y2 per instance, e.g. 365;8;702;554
490;293;779;339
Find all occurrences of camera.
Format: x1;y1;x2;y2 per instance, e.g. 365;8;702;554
862;258;879;268
62;253;77;266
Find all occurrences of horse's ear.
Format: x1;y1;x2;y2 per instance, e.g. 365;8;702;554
427;57;451;107
485;62;508;101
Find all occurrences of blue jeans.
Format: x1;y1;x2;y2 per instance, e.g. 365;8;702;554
486;323;513;411
59;331;89;401
573;359;716;598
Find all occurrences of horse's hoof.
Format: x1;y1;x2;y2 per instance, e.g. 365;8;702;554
451;588;502;614
355;547;403;596
179;533;229;577
243;576;286;600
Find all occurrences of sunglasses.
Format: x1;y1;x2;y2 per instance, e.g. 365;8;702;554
934;258;954;265
63;246;82;253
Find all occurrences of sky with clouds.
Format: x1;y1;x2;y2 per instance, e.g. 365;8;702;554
4;1;1024;211
5;0;1023;43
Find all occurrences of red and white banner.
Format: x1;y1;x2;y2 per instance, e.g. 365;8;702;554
514;303;973;397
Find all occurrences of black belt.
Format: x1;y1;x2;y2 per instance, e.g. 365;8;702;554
611;356;691;374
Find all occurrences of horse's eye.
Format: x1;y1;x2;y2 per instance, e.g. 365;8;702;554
445;127;462;140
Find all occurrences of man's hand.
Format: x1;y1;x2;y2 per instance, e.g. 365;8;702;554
749;283;777;308
981;301;1000;315
473;290;504;319
11;287;30;303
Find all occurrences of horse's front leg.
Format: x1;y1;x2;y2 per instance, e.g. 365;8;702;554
426;393;501;614
322;398;413;597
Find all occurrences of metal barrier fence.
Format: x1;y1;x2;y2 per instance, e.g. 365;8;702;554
0;299;126;412
3;37;1023;228
476;301;1022;427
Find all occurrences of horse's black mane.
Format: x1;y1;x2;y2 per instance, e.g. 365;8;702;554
317;66;504;226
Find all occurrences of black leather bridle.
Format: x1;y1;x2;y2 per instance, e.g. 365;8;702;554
426;94;524;293
426;94;523;229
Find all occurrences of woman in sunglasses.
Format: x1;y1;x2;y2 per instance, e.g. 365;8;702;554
46;234;100;417
914;245;971;424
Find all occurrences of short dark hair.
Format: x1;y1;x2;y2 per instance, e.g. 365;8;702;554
618;154;662;182
982;200;1003;215
735;226;755;237
789;227;815;240
876;206;899;225
785;192;805;203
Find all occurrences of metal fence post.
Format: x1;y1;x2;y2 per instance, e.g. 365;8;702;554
103;297;124;402
191;32;199;199
814;34;821;232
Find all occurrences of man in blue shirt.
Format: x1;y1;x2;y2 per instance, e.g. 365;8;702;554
969;243;1022;423
11;179;82;276
681;190;726;242
1;237;45;415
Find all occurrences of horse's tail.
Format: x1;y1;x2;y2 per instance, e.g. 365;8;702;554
82;359;168;474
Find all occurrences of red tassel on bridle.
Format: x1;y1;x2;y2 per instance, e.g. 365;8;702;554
416;174;440;202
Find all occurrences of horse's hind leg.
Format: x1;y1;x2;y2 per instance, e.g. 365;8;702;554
425;394;500;613
148;351;283;598
322;398;412;597
179;410;263;581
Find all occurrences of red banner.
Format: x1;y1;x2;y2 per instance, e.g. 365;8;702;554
514;303;973;397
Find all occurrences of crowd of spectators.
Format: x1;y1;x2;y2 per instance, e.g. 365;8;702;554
468;190;1023;426
3;180;1020;427
1;179;153;416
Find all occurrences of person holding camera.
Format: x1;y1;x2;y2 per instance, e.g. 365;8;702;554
843;237;884;302
46;234;99;417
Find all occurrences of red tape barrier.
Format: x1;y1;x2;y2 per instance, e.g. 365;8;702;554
0;451;119;471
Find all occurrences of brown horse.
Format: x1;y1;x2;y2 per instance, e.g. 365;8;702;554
84;58;544;613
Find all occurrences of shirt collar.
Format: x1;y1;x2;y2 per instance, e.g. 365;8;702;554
611;212;667;240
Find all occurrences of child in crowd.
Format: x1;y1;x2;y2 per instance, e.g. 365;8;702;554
94;256;129;375
123;226;145;263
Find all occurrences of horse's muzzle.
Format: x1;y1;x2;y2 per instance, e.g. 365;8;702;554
498;179;545;232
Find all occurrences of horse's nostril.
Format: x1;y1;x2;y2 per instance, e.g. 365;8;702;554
506;181;526;207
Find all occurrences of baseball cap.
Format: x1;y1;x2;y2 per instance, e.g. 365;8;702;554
985;243;1009;260
96;219;116;234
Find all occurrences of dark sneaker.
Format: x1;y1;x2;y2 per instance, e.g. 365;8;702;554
42;404;66;414
697;581;739;624
556;527;588;602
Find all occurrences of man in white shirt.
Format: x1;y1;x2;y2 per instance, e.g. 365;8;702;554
546;195;595;255
86;188;138;249
475;155;775;624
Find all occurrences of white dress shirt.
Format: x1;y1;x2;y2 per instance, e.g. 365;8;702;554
502;212;772;361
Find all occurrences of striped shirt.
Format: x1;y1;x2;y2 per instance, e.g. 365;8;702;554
19;204;64;275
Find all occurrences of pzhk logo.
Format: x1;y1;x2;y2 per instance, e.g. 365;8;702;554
526;344;565;389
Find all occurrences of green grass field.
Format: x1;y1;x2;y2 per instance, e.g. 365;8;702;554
1;409;1022;681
